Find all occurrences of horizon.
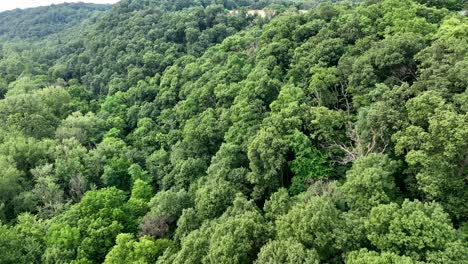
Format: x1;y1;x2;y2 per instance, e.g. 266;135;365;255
0;0;120;12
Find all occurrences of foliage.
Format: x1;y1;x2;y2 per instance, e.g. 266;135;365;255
365;200;466;262
0;3;111;40
255;239;320;264
0;0;466;263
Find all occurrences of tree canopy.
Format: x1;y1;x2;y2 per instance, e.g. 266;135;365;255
0;0;466;263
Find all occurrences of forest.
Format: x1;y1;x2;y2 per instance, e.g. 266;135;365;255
0;0;466;263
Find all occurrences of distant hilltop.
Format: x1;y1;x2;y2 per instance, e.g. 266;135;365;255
228;9;307;18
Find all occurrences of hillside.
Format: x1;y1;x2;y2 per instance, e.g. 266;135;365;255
0;3;111;41
0;0;467;263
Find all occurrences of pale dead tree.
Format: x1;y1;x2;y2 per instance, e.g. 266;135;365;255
32;176;66;218
139;214;171;238
69;174;87;202
247;41;259;58
338;81;351;115
305;179;340;202
331;122;388;165
312;86;323;106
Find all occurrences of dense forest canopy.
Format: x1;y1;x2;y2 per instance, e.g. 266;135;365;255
0;3;111;41
0;0;467;263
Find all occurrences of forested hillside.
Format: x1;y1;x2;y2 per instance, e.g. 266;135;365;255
0;0;467;263
0;3;111;41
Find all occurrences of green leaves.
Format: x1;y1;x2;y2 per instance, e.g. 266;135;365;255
247;127;289;199
393;91;468;221
172;196;271;264
287;131;333;195
194;177;238;220
56;112;104;147
277;196;340;259
43;187;130;264
346;249;415;264
0;155;24;222
366;200;462;261
341;154;400;211
0;222;44;264
205;211;270;263
256;239;320;264
0;0;467;263
104;234;175;264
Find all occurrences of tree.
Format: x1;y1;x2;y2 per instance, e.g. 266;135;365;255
44;187;128;264
393;92;468;221
172;195;271;264
366;200;466;262
146;148;171;189
0;155;24;222
194;176;238;219
276;196;340;259
0;0;467;263
85;136;132;186
255;239;320;264
0;223;43;264
0;93;57;138
340;153;400;211
35;86;72;119
147;189;192;223
263;188;293;221
101;156;132;191
415;17;467;96
286;130;334;195
204;210;270;264
104;233;175;264
174;208;201;242
247;127;289;199
415;0;464;10
31;174;65;219
206;143;250;194
53;138;88;197
346;249;414;264
124;179;153;233
56;112;104;147
140;189;193;238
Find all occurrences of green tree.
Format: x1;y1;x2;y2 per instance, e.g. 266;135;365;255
56;112;104;147
346;249;414;264
140;189;193;238
0;223;43;264
247;127;289;199
104;233;174;264
194;176;238;219
340;154;400;211
0;93;57;138
31;174;65;219
393;92;468;221
255;239;320;264
0;155;25;222
276;196;340;260
287;130;333;195
366;200;466;262
263;188;293;221
44;187;128;264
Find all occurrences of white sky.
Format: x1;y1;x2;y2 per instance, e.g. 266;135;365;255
0;0;120;12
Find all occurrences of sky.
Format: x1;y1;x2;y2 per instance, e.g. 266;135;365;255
0;0;120;12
